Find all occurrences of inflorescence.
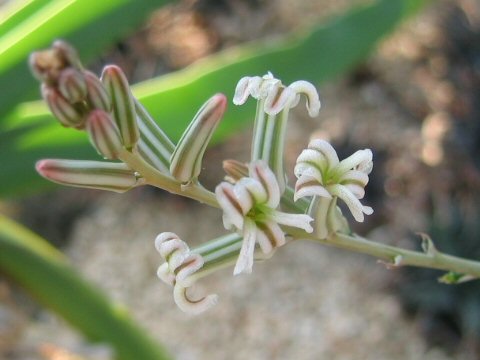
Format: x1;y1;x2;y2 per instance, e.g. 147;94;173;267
31;41;480;315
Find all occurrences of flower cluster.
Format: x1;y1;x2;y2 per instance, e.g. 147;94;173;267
31;43;377;315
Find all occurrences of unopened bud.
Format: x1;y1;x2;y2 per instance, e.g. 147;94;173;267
52;40;82;70
29;40;82;84
86;110;123;160
101;65;139;150
170;94;226;183
58;68;87;103
222;159;248;182
135;99;175;173
42;85;85;128
36;159;139;193
84;71;111;111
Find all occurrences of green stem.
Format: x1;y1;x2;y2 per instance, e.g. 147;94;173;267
118;148;219;208
291;229;480;279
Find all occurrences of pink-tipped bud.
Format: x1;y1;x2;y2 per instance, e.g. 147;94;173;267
36;159;139;193
170;94;227;183
42;85;85;128
84;71;111;111
86;110;123;160
101;65;139;150
58;68;87;103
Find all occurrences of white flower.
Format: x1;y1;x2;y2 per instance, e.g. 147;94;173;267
155;232;218;315
233;72;321;117
294;139;374;222
215;161;313;275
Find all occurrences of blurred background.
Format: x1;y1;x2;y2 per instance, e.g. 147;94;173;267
1;0;480;359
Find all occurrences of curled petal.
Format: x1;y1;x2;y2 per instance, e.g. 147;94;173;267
263;85;296;116
256;220;286;253
233;76;252;105
344;183;366;199
334;149;373;176
329;184;373;222
215;183;245;230
249;161;280;208
155;232;189;271
307;139;340;168
157;263;175;285
176;254;205;286
288;80;321;117
173;284;218;315
294;175;332;201
293;160;324;184
357;154;373;175
339;170;369;187
270;210;313;233
232;180;255;214
246;76;264;99
233;218;257;275
236;177;267;204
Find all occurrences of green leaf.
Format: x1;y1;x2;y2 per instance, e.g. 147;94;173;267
0;215;171;360
0;0;427;198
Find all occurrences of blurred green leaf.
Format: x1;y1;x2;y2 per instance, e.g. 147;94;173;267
0;0;427;198
0;0;171;117
0;214;171;360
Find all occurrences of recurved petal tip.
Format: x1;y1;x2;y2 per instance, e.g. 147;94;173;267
288;80;321;117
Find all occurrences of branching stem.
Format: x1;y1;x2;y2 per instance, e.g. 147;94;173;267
119;149;219;208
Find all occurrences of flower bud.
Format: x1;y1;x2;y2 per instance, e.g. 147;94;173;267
101;65;139;150
42;85;85;128
222;159;248;182
170;94;226;183
36;159;139;193
29;40;82;84
58;68;87;103
86;110;123;160
84;71;111;111
135;99;175;173
52;40;83;70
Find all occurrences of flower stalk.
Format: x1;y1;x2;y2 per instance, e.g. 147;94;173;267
30;42;480;315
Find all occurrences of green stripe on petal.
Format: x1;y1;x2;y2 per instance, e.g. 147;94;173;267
86;110;123;160
135;99;174;173
101;65;139;150
170;94;226;183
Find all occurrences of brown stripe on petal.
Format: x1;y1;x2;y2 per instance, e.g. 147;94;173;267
221;185;245;216
257;222;280;248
